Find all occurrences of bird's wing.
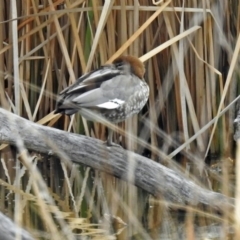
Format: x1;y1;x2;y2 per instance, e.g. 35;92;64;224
55;65;121;113
59;65;120;96
71;75;141;109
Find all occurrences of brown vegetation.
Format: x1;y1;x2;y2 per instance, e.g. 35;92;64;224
0;0;239;239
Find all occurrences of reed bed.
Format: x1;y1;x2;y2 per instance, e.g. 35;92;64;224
0;0;239;239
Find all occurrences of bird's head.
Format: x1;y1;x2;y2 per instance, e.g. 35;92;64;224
113;55;145;79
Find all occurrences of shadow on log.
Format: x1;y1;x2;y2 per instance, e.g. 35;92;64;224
0;108;234;211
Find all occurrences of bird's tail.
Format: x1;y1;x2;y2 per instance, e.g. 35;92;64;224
54;97;78;115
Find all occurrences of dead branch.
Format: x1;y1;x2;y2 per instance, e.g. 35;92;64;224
0;108;234;211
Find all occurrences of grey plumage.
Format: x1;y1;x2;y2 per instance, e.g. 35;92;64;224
55;55;149;145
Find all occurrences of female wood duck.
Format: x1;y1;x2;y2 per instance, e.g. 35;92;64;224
55;55;149;146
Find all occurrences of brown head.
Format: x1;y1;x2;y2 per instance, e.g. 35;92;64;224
113;55;145;79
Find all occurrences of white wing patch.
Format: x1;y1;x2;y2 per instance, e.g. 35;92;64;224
97;98;125;109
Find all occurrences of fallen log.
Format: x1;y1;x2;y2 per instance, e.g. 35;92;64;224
0;108;234;211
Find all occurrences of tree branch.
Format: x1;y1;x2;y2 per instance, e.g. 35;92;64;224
0;108;234;211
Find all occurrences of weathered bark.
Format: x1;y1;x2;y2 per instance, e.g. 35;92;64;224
0;108;234;211
158;222;234;239
234;99;240;140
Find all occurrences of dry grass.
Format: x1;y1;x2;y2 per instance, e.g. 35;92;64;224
0;0;240;239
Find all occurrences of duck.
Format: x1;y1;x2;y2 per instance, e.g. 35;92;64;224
55;55;149;146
